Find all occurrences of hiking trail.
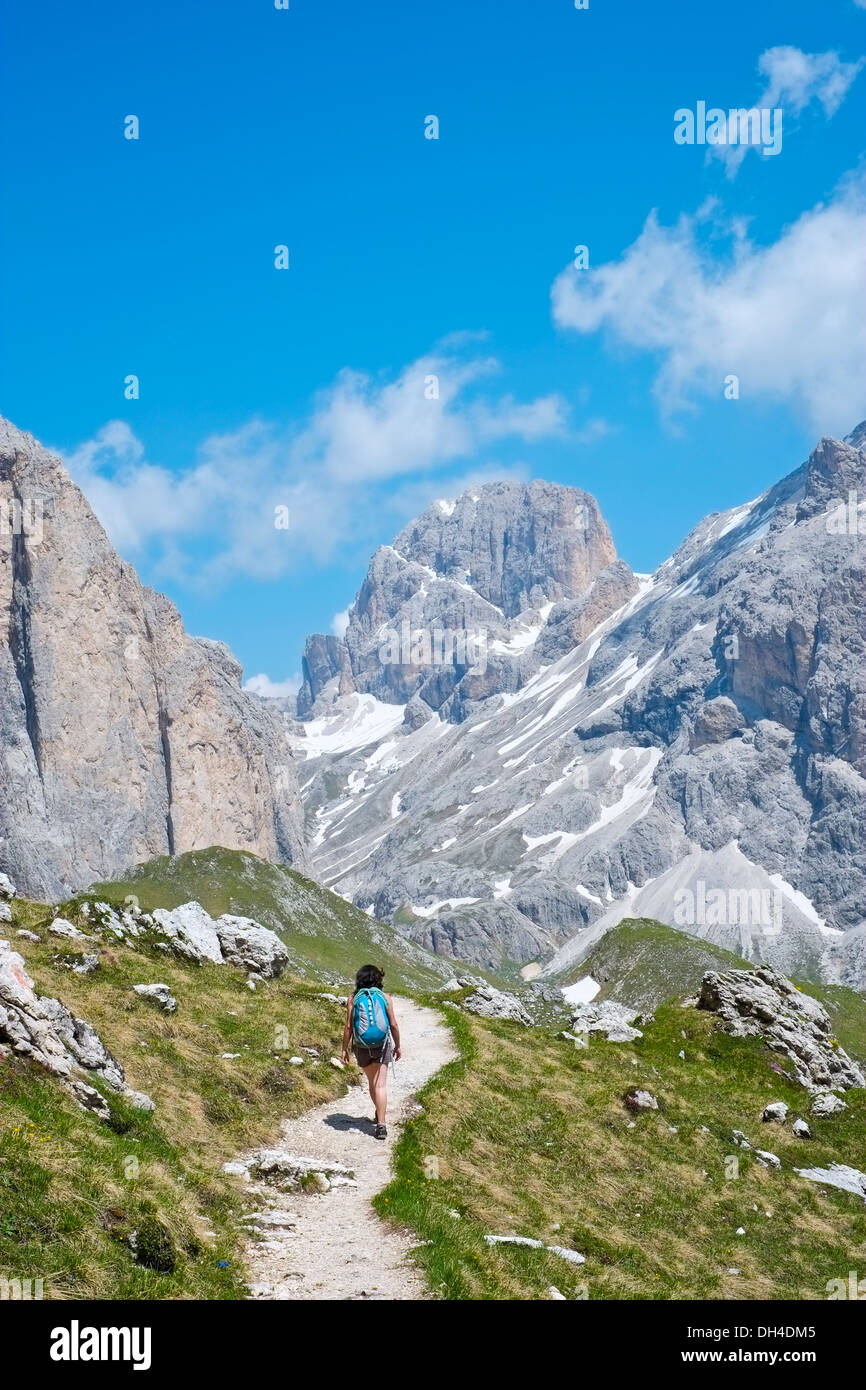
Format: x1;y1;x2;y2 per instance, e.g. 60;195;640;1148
241;997;456;1300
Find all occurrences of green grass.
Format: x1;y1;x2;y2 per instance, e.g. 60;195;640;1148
0;897;357;1299
88;846;450;993
376;966;866;1300
552;918;752;1011
4;882;864;1302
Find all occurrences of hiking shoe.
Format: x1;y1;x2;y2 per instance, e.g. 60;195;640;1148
374;1123;387;1140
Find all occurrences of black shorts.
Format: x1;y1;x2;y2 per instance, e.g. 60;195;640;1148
353;1037;393;1068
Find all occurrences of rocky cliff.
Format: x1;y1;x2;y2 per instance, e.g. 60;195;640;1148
298;481;636;721
0;417;307;899
290;428;866;983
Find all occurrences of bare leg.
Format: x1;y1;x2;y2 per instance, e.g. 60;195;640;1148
361;1060;388;1123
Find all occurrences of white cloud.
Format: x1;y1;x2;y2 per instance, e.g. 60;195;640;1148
331;607;351;638
711;46;863;175
243;672;302;700
61;346;568;587
551;174;866;433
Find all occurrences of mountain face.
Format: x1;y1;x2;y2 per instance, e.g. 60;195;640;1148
298;481;637;722
0;418;307;900
290;428;866;986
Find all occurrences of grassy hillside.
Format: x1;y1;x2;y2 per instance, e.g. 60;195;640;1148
4;892;864;1302
89;847;451;993
0;848;454;1298
379;996;866;1301
556;918;753;1011
549;918;866;1061
0;904;358;1298
376;920;866;1300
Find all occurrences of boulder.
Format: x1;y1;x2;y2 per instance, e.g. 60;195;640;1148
698;966;865;1092
792;1118;812;1139
0;873;16;899
462;984;532;1025
570;999;643;1042
810;1091;848;1116
215;915;289;979
762;1101;788;1124
133;983;177;1014
151;902;223;964
0;948;153;1116
48;918;85;940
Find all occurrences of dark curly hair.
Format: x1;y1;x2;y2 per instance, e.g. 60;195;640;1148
355;963;384;991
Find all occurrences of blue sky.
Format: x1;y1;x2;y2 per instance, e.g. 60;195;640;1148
1;0;864;694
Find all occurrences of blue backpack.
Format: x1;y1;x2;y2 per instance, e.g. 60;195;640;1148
352;987;390;1047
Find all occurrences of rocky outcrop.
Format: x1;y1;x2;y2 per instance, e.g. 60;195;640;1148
0;416;307;901
0;946;153;1118
215;915;290;979
698;966;865;1092
570;999;644;1042
462;983;532;1025
149;902;289;977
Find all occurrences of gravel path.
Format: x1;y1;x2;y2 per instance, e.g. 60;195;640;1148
242;997;455;1300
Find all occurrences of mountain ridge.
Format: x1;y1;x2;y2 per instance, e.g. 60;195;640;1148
290;426;866;984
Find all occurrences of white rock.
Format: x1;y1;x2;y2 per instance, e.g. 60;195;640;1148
289;1056;305;1066
243;1210;299;1230
463;984;532;1025
484;1234;585;1265
133;983;177;1014
215;915;289;979
244;1150;355;1188
762;1101;788;1124
792;1118;812;1139
330;1056;345;1070
152;902;224;964
754;1150;781;1170
810;1091;847;1116
570;1000;643;1042
0;873;17;899
625;1089;658;1112
48;917;84;940
793;1163;866;1201
16;929;39;941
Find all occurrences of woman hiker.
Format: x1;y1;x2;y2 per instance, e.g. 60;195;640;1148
341;964;402;1140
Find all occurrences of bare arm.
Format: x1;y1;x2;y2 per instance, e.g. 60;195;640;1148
387;995;402;1059
341;994;354;1064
